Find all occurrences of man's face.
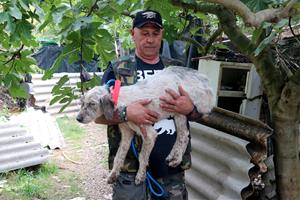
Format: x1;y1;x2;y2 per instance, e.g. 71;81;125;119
131;23;163;59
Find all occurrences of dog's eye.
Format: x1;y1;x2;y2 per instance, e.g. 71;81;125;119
88;102;96;107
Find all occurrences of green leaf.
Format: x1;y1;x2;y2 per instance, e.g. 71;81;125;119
66;31;80;41
19;0;30;11
50;95;63;105
59;97;70;104
81;0;94;7
52;75;70;93
84;38;96;45
293;2;300;8
68;51;79;64
251;27;264;43
262;22;272;29
4;73;21;88
9;86;28;98
274;19;288;30
38;16;52;31
16;20;33;44
80;22;101;38
32;2;44;19
0;12;9;24
52;5;69;24
213;43;229;49
5;15;16;33
240;0;270;12
195;12;208;21
82;44;94;63
59;100;72;113
42;55;64;80
73;16;92;32
254;31;276;56
9;5;22;19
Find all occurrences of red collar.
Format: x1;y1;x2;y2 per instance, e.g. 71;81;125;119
111;80;121;107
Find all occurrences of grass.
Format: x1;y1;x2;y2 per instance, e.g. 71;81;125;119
0;116;86;200
0;106;10;122
56;115;86;141
0;163;84;200
0;163;58;200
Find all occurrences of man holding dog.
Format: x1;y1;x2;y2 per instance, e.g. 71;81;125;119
95;10;202;200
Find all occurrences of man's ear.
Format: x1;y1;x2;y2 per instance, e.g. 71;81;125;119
100;94;114;120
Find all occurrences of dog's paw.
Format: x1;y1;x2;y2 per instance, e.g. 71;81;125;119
166;151;182;167
166;152;175;162
107;172;117;184
135;173;146;185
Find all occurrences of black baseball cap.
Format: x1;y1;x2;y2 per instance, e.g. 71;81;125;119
133;10;163;29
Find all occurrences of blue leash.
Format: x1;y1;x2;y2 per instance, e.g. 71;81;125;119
131;138;165;197
107;79;164;197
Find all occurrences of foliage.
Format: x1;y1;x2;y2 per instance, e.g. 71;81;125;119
0;0;190;111
1;162;83;200
0;163;58;200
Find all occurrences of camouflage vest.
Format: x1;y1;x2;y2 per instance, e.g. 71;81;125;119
107;55;191;173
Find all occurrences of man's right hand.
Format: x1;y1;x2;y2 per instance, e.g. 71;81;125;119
127;99;159;125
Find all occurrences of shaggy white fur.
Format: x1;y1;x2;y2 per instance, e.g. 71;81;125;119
76;66;214;185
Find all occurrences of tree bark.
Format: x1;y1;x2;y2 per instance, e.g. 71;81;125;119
272;118;300;199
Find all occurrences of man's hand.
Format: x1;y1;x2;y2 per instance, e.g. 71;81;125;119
127;99;160;125
127;99;160;138
159;85;194;115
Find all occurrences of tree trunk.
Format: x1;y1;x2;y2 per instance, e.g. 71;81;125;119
272;116;300;199
270;79;300;199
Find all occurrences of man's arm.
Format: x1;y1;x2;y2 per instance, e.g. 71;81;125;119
95;99;160;125
159;85;203;121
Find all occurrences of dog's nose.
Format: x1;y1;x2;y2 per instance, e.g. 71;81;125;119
76;115;83;123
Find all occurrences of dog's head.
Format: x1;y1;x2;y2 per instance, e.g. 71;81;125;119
76;86;115;124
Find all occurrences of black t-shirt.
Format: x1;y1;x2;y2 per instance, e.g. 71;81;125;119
102;56;182;178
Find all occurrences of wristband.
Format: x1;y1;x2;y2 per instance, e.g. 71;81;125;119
118;106;128;122
186;105;197;118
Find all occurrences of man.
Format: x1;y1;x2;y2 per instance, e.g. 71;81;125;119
95;10;201;200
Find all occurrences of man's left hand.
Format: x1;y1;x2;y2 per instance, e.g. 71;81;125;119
159;85;194;115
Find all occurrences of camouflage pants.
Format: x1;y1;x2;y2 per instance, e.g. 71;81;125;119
112;172;188;200
151;172;188;200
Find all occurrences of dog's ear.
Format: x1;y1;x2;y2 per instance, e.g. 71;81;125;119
100;94;114;120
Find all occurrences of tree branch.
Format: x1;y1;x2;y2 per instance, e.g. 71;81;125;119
204;25;223;55
171;0;220;14
217;10;254;55
204;0;300;27
3;45;24;65
87;0;99;17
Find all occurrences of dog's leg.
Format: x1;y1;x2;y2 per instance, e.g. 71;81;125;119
107;123;134;184
135;125;158;185
166;114;189;167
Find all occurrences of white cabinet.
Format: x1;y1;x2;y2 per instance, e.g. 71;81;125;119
198;60;262;119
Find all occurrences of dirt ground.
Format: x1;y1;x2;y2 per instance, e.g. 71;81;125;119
50;122;112;200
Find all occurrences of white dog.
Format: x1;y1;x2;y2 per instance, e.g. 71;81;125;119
76;66;213;184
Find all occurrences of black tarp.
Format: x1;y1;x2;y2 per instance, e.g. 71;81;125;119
32;45;101;73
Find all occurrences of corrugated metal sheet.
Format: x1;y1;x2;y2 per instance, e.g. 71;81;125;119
187;122;253;200
187;107;273;200
0;122;49;173
9;109;65;149
32;73;103;116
